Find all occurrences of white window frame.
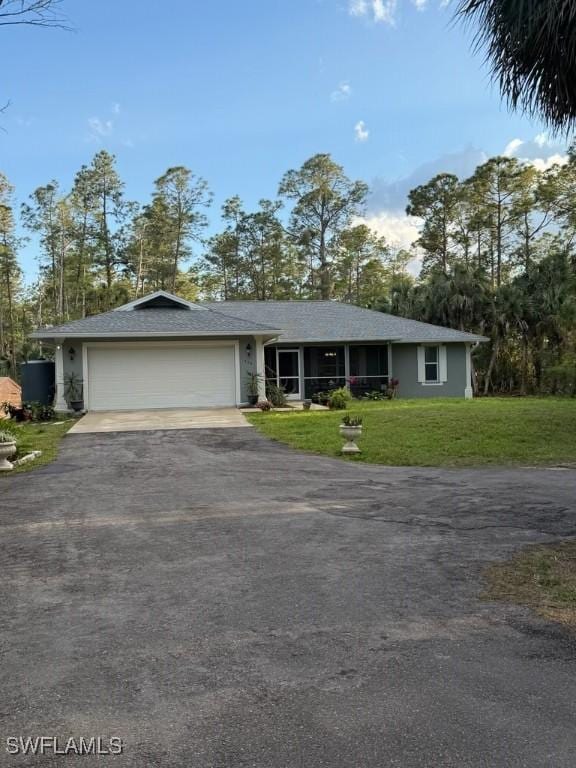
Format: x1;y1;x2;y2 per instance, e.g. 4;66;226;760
275;347;301;400
418;344;447;386
424;345;440;384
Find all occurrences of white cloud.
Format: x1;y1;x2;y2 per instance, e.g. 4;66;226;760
354;120;369;142
359;211;421;249
412;0;428;10
529;154;569;171
358;211;422;275
87;116;113;141
502;133;568;170
349;0;396;24
331;81;352;102
503;138;523;157
373;0;397;23
534;132;550;148
112;102;121;115
349;0;368;16
369;145;487;211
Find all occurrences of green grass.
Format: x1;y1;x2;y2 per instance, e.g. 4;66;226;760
1;418;75;474
247;397;576;467
484;542;576;626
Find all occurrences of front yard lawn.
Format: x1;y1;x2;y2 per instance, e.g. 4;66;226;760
484;542;576;627
1;419;75;475
247;397;576;467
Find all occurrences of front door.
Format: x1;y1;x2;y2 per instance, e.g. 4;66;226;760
277;349;300;400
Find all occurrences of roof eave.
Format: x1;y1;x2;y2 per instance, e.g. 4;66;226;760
30;329;283;340
391;336;489;343
266;336;403;344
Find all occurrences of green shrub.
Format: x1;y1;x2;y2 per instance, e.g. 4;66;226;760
266;381;287;407
328;386;351;410
544;358;576;395
25;402;56;422
363;390;385;401
0;427;17;444
341;414;363;427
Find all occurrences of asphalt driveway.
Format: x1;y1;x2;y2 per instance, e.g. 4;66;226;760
1;427;576;767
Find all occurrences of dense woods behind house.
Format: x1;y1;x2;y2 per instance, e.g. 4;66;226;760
0;150;575;396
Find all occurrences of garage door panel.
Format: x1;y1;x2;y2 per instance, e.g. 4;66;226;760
87;345;237;410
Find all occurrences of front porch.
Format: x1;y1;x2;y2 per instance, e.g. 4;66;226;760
264;343;391;400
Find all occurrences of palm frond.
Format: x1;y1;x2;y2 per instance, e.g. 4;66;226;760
457;0;576;133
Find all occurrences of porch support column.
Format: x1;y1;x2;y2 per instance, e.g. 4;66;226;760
54;342;68;411
464;343;473;399
255;336;267;401
344;344;350;389
299;346;305;400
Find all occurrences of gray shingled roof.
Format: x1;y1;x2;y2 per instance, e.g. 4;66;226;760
30;307;282;339
202;301;487;343
31;296;487;343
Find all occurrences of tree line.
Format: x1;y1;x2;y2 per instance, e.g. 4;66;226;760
0;149;575;395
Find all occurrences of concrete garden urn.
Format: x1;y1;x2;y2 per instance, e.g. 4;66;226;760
0;440;17;471
340;424;362;455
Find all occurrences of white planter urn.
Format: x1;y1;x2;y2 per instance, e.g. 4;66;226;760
0;441;17;471
340;425;362;455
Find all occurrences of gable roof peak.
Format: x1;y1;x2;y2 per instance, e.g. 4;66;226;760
114;290;207;312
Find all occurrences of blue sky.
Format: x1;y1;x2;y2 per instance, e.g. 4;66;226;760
1;0;568;279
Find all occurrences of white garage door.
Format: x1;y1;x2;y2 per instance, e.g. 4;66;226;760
87;344;237;411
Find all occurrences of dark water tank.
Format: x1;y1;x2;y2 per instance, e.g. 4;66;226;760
20;360;55;405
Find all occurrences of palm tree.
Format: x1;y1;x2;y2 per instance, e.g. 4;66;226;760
457;0;576;132
483;283;527;394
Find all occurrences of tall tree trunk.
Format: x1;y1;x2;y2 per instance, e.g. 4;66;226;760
74;212;88;314
171;218;182;292
520;335;529;395
2;246;16;378
484;337;500;395
318;227;331;300
135;235;145;299
524;212;530;271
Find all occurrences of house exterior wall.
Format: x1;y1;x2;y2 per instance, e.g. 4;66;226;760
62;342;84;386
60;336;257;406
238;337;257;402
57;337;470;407
391;342;468;398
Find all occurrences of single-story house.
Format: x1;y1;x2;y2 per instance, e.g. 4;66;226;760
30;290;487;411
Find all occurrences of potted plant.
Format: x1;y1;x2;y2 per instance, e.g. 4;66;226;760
64;372;84;412
246;372;262;407
339;414;363;455
0;429;17;471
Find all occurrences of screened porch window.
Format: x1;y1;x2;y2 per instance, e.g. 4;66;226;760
265;347;277;379
265;347;300;397
303;347;346;398
348;345;389;396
